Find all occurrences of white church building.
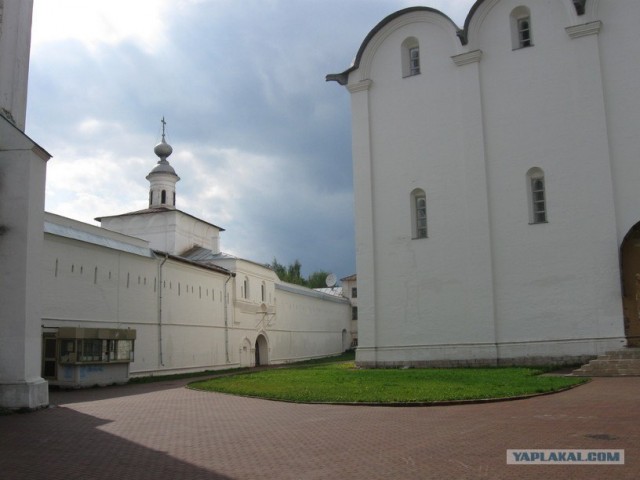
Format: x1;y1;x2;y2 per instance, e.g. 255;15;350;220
328;0;639;367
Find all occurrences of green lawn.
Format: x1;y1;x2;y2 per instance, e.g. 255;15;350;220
189;360;587;404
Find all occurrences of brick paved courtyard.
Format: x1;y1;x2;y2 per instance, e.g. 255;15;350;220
0;376;638;479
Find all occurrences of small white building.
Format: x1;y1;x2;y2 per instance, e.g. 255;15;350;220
40;133;351;386
328;0;638;367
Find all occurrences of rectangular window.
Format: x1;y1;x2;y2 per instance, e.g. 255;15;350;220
416;196;427;238
352;306;358;321
531;178;546;223
351;287;357;299
409;47;420;76
59;339;134;363
518;17;532;48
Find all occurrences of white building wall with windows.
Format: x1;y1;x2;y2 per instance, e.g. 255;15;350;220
329;0;631;366
41;212;351;382
1;0;349;401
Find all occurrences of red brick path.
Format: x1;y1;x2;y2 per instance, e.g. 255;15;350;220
0;377;638;479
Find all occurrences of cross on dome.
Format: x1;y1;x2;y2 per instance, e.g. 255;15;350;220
146;117;180;208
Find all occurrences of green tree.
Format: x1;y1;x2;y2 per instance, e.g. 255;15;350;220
269;258;287;280
306;270;332;289
268;258;332;288
268;258;305;285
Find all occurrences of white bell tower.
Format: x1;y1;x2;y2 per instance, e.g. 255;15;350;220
146;117;180;208
0;0;33;130
0;0;51;410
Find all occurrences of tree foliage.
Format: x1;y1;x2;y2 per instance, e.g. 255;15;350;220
268;258;332;289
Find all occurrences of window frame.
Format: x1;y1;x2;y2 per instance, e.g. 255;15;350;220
401;37;421;78
243;276;250;300
411;188;428;239
517;17;532;48
527;168;547;224
58;338;135;364
510;7;534;50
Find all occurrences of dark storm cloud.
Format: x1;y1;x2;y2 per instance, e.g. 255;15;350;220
27;0;475;282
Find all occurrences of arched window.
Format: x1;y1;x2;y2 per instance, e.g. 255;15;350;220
510;6;533;50
527;168;547;224
410;188;427;239
243;277;250;299
401;37;420;77
161;190;167;204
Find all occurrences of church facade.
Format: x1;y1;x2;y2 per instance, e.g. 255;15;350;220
328;0;638;366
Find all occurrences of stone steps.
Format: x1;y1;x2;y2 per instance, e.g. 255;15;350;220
573;348;640;376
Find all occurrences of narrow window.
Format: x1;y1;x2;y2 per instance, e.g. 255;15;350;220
411;188;428;239
518;17;532;47
352;287;357;299
510;7;533;50
401;37;420;77
527;167;547;224
149;191;153;206
261;282;266;302
94;266;98;284
161;190;167;204
173;192;176;206
243;277;250;299
409;47;420;75
352;306;358;321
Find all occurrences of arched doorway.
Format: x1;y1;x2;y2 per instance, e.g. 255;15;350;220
255;334;268;366
620;223;640;346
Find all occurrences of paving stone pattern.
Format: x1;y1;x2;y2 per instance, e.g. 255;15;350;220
0;377;638;479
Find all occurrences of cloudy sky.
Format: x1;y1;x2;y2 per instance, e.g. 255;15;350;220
27;0;475;281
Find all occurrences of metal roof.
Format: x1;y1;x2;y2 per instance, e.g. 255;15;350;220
44;221;154;258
